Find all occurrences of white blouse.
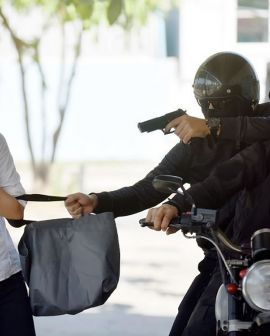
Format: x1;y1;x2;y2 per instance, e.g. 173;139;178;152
0;133;25;281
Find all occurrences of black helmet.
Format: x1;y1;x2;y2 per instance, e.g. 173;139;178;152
193;52;260;117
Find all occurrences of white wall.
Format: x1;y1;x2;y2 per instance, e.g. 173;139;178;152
179;0;270;103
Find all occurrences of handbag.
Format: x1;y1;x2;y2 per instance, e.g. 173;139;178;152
15;194;120;317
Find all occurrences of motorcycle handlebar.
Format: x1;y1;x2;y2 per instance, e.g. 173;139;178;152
139;208;244;255
139;211;213;235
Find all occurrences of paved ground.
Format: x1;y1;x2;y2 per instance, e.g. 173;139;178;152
9;162;204;335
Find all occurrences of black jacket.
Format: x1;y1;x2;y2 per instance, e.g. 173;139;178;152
186;139;270;244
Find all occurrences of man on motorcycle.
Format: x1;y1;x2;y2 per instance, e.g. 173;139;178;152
65;52;270;336
146;139;270;336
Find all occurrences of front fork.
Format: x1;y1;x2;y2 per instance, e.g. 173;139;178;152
227;294;252;335
216;263;252;335
216;286;252;335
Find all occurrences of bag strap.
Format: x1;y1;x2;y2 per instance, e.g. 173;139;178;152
9;194;67;227
16;194;67;202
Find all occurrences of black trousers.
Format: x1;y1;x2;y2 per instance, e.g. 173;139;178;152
0;271;36;336
169;253;221;336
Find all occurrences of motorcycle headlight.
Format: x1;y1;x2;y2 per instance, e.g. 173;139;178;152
242;260;270;312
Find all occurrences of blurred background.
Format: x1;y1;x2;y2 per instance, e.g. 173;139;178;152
1;0;270;335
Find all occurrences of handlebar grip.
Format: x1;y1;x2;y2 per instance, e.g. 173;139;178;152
139;218;153;227
139;217;182;229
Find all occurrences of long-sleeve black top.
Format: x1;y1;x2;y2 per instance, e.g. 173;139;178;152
187;140;270;208
95;138;239;217
185;139;270;244
219;102;270;144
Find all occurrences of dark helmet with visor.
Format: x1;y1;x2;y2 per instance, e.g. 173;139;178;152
193;52;260;117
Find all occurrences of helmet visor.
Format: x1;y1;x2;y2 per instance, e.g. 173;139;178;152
193;70;222;99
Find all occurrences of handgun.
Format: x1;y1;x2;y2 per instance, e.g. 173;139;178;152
137;108;186;134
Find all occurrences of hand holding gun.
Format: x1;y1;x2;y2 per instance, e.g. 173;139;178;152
137;108;186;134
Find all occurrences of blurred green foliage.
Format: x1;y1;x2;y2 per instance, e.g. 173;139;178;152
4;0;178;29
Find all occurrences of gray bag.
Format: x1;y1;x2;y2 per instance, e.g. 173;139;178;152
18;209;120;317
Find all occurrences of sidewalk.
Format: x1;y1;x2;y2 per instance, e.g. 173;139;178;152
34;309;174;336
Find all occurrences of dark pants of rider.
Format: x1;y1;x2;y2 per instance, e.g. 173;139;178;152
0;271;36;336
169;252;220;336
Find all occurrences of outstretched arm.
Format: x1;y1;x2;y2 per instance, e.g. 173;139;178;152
170;139;270;210
165;103;270;145
220;117;270;144
218;103;270;144
65;142;192;218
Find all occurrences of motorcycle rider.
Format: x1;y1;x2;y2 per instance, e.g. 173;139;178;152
65;51;270;335
146;139;270;336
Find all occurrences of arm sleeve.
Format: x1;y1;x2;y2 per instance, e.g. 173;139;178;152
184;140;270;209
0;134;26;207
219;103;270;144
219;116;270;144
94;142;192;217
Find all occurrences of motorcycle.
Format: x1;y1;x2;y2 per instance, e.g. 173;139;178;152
140;175;270;335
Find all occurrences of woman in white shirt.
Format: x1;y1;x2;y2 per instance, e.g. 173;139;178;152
0;133;36;336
